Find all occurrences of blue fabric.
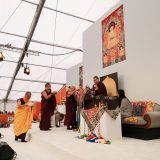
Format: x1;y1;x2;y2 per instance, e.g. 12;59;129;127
76;106;80;129
87;137;98;142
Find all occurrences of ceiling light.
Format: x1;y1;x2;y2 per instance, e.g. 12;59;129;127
24;64;30;75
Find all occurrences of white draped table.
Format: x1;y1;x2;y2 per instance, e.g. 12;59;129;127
80;111;122;141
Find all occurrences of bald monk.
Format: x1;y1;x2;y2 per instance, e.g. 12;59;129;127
14;92;33;142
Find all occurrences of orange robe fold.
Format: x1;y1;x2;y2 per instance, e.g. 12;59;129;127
13;102;33;136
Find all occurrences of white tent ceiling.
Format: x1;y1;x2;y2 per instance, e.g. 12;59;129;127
0;0;119;101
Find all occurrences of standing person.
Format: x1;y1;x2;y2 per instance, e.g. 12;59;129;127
92;76;108;96
65;86;77;130
14;92;33;142
118;89;132;118
75;85;84;129
75;85;84;108
84;85;95;109
92;76;108;108
40;83;56;131
118;89;126;107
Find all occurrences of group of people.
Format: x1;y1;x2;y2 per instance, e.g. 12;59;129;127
64;76;108;130
13;75;121;142
0;111;14;114
13;83;57;142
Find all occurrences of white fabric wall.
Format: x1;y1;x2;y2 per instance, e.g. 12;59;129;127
83;0;160;103
0;100;17;112
66;63;83;88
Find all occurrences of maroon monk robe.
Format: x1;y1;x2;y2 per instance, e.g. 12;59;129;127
40;90;56;130
64;94;77;129
93;81;108;96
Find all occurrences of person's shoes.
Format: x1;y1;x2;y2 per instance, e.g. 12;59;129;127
72;126;77;129
56;125;60;128
67;126;72;130
40;128;44;131
44;128;52;131
40;128;51;131
21;139;28;142
15;136;18;141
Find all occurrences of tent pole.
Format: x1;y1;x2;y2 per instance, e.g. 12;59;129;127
3;100;7;113
4;0;46;101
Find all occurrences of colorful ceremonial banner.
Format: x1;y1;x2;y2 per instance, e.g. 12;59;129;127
33;102;41;121
102;5;125;68
81;106;105;132
56;85;66;105
79;66;83;87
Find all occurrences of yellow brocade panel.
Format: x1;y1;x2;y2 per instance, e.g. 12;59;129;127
146;102;155;112
103;76;118;96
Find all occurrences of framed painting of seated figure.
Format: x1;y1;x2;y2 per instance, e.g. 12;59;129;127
102;5;126;68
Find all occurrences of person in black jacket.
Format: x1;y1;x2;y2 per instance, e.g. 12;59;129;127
64;86;77;130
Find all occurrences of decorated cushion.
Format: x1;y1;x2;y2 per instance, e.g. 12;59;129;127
131;101;146;108
131;101;159;116
123;116;147;125
120;98;132;118
145;101;156;112
131;101;147;116
132;105;145;116
123;117;138;123
154;103;160;111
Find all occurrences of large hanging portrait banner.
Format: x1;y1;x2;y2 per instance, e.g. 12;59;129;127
102;5;126;68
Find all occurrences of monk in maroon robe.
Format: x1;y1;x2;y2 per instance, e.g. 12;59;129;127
92;76;108;96
40;83;56;131
64;87;77;130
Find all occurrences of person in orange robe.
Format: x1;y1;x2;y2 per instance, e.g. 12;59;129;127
13;92;33;142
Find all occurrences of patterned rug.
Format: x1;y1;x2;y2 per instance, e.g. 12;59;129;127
81;106;105;132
